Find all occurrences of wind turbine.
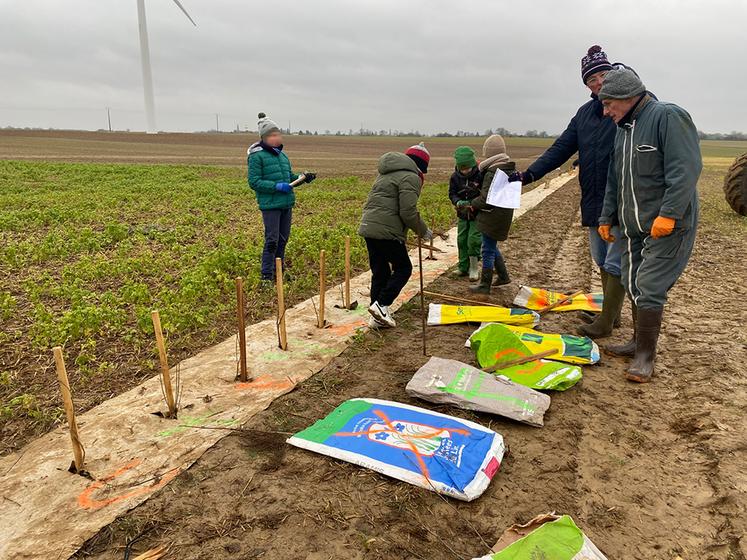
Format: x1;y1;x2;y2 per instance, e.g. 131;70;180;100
136;0;196;133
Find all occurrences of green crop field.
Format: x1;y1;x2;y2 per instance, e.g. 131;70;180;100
0;159;458;452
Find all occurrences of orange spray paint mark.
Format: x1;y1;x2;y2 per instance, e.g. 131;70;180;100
77;458;181;510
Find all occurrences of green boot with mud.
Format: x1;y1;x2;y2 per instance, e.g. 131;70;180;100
626;306;663;383
606;303;637;357
470;267;493;295
577;272;625;339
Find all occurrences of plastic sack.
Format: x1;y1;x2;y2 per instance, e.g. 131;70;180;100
406;357;551;427
469;323;600;365
472;513;608;560
513;286;602;312
287;398;505;501
427;303;539;327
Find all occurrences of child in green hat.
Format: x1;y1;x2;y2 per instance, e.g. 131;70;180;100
449;146;483;280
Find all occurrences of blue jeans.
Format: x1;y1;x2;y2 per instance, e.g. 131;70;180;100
481;234;503;269
588;225;622;277
261;208;292;278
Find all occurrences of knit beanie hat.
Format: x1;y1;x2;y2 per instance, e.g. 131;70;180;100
482;134;507;158
454;146;477;169
581;45;613;84
405;142;430;173
257;112;280;138
598;68;646;100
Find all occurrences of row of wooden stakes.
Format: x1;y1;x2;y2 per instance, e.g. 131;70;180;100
50;236;360;474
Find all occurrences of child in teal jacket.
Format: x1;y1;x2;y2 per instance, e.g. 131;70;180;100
248;113;316;280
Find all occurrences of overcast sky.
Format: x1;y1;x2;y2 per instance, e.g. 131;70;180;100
1;0;744;134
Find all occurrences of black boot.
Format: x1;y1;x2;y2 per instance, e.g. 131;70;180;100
577;273;625;339
470;268;493;295
492;255;511;286
606;303;637;357
626;306;663;383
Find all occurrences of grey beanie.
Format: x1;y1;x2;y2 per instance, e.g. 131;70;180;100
598;68;646;100
257;112;280;138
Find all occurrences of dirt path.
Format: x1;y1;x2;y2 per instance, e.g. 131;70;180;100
74;178;746;560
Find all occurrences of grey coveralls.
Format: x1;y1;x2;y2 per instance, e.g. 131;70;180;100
599;96;702;309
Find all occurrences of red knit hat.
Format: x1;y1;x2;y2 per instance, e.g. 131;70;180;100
405;142;430;173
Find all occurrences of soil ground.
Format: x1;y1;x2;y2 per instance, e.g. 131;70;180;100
0;130;552;183
72;175;747;560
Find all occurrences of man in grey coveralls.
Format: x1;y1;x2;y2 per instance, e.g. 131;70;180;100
597;68;702;383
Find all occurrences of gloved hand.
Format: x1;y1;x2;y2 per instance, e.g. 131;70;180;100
598;224;615;242
275;182;292;193
456;200;470;207
508;171;534;185
422;228;434;242
303;172;317;184
651;216;675;238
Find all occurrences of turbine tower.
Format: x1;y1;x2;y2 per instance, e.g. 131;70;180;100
137;0;196;133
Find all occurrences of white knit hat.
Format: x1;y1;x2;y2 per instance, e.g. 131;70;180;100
257;112;280;138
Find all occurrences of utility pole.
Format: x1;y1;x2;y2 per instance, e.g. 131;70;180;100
106;107;112;132
215;113;219;133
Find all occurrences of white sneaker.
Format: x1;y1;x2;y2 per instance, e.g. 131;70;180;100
468;256;479;281
368;316;387;329
368;302;396;328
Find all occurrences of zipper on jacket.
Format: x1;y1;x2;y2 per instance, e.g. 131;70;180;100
628;120;643;232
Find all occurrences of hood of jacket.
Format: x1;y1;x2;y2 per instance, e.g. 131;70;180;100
378;152;419;175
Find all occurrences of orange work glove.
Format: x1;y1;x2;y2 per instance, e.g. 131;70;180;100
598;224;615;242
651;216;675;238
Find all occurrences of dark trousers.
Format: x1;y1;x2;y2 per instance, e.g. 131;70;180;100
364;237;413;307
261;208;292;278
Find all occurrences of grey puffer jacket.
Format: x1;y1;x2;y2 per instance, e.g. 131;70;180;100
358;152;429;242
599;95;702;235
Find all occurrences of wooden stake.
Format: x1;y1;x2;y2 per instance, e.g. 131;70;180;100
418;232;427;356
484;349;558;373
428;219;435;260
537;290;584;315
235;277;249;382
275;258;288;350
318;249;326;328
53;346;85;472
422;290;504;309
407;241;445;253
151;310;177;418
344;235;351;309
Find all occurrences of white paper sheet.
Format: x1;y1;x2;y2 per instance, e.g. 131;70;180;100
486;169;522;209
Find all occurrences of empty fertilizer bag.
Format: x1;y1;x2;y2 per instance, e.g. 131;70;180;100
472;513;607;560
406;357;550;427
513;286;603;313
428;303;539;327
287;398;505;501
470;323;600;365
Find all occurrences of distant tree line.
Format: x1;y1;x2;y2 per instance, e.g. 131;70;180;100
698;130;747;141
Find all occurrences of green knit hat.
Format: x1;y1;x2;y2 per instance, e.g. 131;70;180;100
454;146;477;169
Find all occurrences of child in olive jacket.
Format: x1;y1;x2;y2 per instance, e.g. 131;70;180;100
248;113;315;280
470;135;516;294
448;146;482;280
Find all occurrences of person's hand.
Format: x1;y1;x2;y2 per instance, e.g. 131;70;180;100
508;171;534;185
422;228;434;242
303;172;317;184
598;224;615;242
275;182;292;193
456;200;470;207
651;216;675;238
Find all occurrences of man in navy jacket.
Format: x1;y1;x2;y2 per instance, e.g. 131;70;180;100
514;46;626;340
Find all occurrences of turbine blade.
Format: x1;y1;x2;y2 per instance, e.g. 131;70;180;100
171;0;197;26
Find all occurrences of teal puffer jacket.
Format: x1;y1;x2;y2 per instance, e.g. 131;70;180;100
247;142;299;211
358;152;429;242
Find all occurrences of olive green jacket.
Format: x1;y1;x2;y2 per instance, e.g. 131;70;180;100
358;152;429;242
